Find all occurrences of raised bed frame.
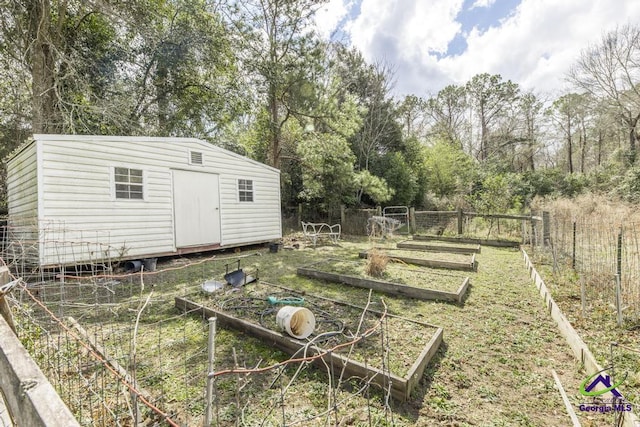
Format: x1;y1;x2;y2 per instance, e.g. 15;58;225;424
412;234;520;248
359;250;477;272
175;289;443;401
297;261;470;303
396;240;481;254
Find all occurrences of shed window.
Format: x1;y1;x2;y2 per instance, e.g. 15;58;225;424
238;179;253;202
114;167;143;200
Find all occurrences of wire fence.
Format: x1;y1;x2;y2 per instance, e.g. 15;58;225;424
2;248;402;426
532;210;640;325
283;205;535;242
9;263;211;426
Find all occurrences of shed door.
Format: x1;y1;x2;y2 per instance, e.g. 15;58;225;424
172;170;221;247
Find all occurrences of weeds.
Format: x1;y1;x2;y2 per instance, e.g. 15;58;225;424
364;248;389;278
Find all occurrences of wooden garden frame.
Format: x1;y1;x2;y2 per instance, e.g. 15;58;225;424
297;260;470;303
396;240;481;254
175;287;443;401
359;249;477;272
412;234;520;248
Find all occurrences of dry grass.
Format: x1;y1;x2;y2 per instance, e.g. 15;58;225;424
364;248;389;278
532;193;640;225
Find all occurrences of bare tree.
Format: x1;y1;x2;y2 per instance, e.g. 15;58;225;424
568;24;640;164
425;84;469;150
466;73;519;161
547;93;591;174
396;94;427;140
353;60;398;171
518;92;544;171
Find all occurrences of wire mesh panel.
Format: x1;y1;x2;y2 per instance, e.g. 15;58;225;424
341;208;378;235
4;250;409;427
382;206;409;234
617;223;639;322
413;211;457;236
8;261;219;426
535;209;640;324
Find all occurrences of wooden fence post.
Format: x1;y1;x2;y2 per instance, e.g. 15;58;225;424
542;211;550;247
340;205;346;225
0;269;16;335
409;207;416;234
530;210;536;248
457;208;463;235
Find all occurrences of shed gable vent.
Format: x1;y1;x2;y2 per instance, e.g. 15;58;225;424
190;151;203;165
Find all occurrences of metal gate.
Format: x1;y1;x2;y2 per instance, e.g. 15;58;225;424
383;206;409;234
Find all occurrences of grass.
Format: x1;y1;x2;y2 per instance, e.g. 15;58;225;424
303;257;468;292
381;248;475;264
530;252;640;412
13;235;618;426
184;280;439;379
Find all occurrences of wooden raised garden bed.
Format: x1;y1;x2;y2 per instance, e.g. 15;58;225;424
412;234;520;248
360;248;477;272
297;259;470;302
396;240;481;254
175;281;443;401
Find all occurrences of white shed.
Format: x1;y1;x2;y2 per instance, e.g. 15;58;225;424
5;134;282;268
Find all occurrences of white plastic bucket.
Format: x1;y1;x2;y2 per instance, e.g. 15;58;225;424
276;306;316;339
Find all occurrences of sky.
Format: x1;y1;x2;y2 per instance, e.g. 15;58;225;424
314;0;640;98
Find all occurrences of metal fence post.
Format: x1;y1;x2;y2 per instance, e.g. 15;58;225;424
580;279;586;317
205;317;217;427
572;221;576;270
616;230;623;326
409;207;416;234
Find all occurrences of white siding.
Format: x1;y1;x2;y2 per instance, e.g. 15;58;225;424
218;161;282;246
15;134;281;266
5;142;41;264
7;142;38;220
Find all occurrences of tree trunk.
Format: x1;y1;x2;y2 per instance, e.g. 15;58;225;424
567;115;573;174
597;130;603;167
629;116;638;164
155;59;169;134
480;103;488;161
580;120;587;173
29;0;59;133
527;115;535;171
268;83;281;169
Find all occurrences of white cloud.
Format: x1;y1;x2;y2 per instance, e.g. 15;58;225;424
344;0;640;97
348;0;463;59
315;0;350;39
470;0;496;10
